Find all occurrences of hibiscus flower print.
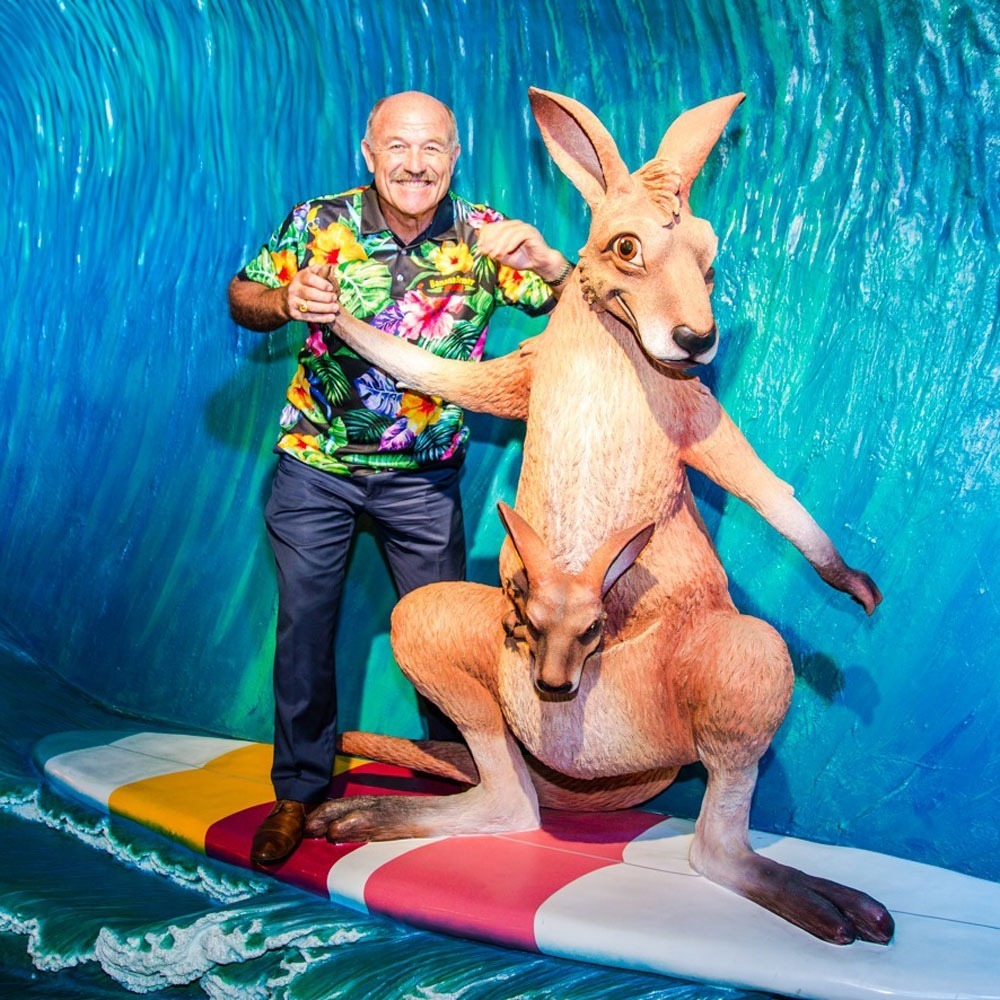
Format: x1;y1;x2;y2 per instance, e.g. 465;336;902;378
307;220;368;267
378;392;443;452
277;432;321;456
286;365;314;412
466;205;503;229
270;249;298;285
428;240;473;275
398;290;463;342
306;328;328;356
397;392;443;433
497;264;528;301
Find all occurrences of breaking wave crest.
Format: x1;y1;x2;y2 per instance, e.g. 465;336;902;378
0;786;268;905
93;903;366;994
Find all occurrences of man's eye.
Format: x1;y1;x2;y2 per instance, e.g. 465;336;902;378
705;267;716;286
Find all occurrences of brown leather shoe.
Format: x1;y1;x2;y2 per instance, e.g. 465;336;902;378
250;800;306;865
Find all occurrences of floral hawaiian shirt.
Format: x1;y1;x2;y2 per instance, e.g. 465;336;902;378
238;186;555;475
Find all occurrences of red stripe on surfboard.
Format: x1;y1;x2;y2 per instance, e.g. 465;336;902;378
508;808;667;859
204;761;463;896
360;809;666;950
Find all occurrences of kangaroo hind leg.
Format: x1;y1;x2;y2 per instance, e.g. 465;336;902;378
308;581;540;842
686;612;894;944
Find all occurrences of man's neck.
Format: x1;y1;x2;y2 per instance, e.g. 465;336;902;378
375;192;435;246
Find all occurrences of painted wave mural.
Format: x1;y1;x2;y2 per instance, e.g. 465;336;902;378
1;0;997;994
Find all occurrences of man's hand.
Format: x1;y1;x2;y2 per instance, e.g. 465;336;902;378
285;264;340;324
477;220;570;287
228;264;340;332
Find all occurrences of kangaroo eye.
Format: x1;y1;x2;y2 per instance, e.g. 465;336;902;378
579;618;603;643
611;234;643;265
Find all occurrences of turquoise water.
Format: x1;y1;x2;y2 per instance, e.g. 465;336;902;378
2;0;998;994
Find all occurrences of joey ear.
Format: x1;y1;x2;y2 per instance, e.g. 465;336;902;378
497;501;552;585
528;87;631;210
655;93;745;202
583;520;655;598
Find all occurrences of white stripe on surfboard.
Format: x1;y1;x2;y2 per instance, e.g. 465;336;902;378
624;818;1000;928
325;837;446;913
536;838;1000;999
43;733;255;810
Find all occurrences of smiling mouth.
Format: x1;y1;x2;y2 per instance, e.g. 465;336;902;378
612;291;638;333
612;292;700;373
391;174;435;187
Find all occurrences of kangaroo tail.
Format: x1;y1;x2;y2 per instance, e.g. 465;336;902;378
337;731;479;785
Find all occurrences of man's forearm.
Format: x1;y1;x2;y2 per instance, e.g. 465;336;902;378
228;276;290;332
542;254;575;299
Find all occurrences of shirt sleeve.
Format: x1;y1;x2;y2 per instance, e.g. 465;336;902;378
237;204;308;288
493;264;557;316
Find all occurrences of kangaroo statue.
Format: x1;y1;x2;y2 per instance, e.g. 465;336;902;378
305;87;893;946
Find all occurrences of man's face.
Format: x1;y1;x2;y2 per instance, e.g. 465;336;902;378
362;93;460;236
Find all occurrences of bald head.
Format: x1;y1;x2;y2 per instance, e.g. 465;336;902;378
364;91;459;148
360;90;462;244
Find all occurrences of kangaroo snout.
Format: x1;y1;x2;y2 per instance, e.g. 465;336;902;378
672;324;717;359
535;675;576;697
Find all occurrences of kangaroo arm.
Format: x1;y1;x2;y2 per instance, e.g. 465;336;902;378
682;396;881;614
330;309;535;421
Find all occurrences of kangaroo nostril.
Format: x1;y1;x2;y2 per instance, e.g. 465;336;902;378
536;677;574;695
672;324;717;356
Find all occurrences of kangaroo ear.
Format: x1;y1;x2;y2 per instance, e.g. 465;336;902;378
655;93;745;203
497;501;553;585
584;520;655;598
528;87;631;210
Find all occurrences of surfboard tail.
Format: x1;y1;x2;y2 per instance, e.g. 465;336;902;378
337;731;480;786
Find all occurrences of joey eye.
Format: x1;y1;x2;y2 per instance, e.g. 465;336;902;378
611;234;643;265
579;618;604;643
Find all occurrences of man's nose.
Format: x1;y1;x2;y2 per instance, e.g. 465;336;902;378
403;147;424;172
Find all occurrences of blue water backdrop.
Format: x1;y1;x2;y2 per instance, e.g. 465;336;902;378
1;0;997;994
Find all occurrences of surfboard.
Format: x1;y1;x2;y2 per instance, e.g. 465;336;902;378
33;730;1000;1000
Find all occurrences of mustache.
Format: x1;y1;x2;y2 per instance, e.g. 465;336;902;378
389;168;438;182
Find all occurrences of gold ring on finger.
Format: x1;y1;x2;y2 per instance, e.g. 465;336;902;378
299;301;309;313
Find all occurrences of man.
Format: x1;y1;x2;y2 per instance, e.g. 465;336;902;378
228;91;573;866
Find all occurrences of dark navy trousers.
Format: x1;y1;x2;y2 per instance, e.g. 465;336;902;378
264;455;465;804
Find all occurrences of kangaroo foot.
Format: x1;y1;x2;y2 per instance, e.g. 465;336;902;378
305;794;433;842
305;787;539;843
705;850;894;945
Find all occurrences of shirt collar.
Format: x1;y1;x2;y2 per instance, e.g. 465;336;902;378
360;185;456;246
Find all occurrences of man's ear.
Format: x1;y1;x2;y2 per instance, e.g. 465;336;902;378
361;140;375;173
450;143;461;170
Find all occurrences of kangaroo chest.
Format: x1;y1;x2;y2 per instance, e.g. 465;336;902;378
517;329;684;563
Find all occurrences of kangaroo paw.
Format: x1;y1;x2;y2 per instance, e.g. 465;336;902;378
325;797;433;842
305;786;539;843
725;853;894;945
304;795;385;838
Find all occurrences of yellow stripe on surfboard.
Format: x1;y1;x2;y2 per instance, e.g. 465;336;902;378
107;743;374;852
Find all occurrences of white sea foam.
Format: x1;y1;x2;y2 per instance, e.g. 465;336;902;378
0;788;269;904
0;910;95;972
95;907;364;993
